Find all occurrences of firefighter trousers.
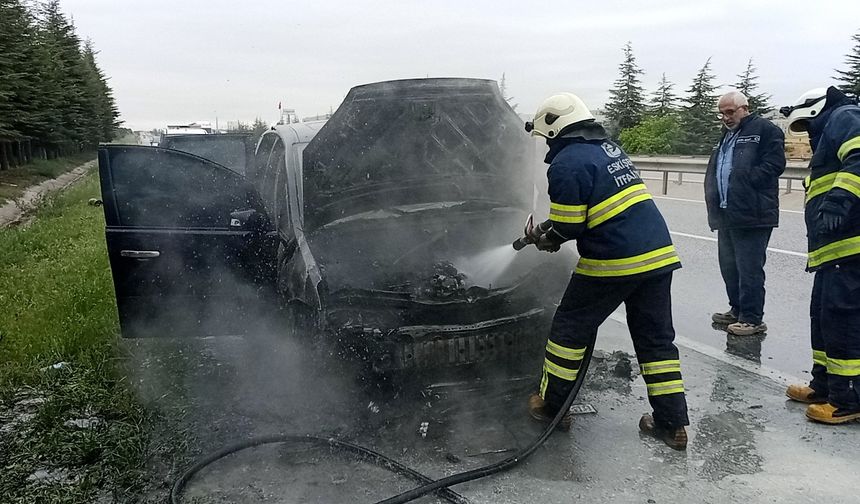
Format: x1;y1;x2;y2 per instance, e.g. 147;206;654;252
809;263;860;411
539;271;689;428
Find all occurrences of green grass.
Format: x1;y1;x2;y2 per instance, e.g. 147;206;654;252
0;153;95;205
0;171;151;503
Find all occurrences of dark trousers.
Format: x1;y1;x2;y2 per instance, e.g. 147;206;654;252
540;272;689;428
717;227;773;325
809;264;860;410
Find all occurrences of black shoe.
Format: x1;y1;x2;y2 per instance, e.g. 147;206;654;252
639;413;687;451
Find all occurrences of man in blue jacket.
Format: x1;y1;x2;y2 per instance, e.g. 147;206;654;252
523;92;689;450
781;86;860;424
704;91;786;336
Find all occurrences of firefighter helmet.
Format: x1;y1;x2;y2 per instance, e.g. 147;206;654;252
525;92;594;139
780;88;828;134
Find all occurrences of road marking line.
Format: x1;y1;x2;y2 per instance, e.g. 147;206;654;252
607;312;805;387
653;195;805;214
669;231;807;258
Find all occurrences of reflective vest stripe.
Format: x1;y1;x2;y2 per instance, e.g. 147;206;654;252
640;359;681;375
827;357;860;377
546;341;586;361
543;358;579;382
646;379;685;396
575;245;680;277
806;172;838;203
832;172;860;198
808;235;860;268
587;183;653;228
549;202;588;223
813;349;827;367
837;135;860;162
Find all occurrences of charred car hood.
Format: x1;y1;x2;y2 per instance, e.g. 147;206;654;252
301;78;535;231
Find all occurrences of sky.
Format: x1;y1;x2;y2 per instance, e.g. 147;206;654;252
60;0;860;131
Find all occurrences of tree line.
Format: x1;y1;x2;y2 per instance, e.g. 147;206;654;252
0;0;119;170
605;33;860;155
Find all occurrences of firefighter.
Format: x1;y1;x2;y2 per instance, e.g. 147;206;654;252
781;86;860;424
523;92;689;450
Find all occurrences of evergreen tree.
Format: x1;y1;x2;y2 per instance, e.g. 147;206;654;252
677;58;721;155
0;0;29;141
605;42;646;135
0;0;120;163
82;40;119;144
38;0;94;154
251;117;269;139
498;72;517;111
649;73;678;118
835;30;860;99
0;0;40;167
734;58;773;116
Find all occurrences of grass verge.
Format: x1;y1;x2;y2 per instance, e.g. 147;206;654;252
0;171;151;503
0;153;95;205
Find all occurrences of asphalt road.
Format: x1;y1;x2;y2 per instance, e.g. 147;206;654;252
641;178;814;382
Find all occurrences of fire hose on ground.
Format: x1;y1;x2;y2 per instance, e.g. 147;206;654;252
170;218;592;504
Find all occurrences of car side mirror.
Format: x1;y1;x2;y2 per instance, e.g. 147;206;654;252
229;209;265;230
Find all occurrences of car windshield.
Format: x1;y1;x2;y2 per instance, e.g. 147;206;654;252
160;135;250;175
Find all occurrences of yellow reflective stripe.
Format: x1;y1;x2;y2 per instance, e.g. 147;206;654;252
805;172;837;203
543;358;579;382
539;367;549;397
803;175;810;190
546;340;586;361
646;379;685;396
587;183;653;228
549;202;587;223
575;245;680;277
808;235;860;268
550;202;587;212
832;172;860;198
827;357;860;376
640;359;681;376
837;135;860;162
813;350;827;367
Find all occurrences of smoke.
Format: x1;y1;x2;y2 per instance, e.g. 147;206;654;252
453;244;519;287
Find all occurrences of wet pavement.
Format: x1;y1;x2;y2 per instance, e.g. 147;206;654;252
126;311;859;504
642;177;814;381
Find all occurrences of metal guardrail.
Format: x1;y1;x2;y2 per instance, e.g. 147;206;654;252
630;156;809;195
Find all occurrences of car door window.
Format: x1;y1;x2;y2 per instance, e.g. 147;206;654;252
108;147;249;229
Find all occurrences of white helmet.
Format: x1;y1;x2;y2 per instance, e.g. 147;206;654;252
525;92;594;139
780;88;828;134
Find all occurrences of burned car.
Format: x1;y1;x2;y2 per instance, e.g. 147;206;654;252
98;78;575;374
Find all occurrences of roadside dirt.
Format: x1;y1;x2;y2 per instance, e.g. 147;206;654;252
0;161;95;229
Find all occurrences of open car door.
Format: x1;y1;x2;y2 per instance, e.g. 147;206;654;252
98;145;276;338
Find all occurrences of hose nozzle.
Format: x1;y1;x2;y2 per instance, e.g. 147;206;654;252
512;213;536;251
512;237;530;251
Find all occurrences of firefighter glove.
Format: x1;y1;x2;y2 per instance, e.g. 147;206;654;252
818;209;844;235
535;235;561;253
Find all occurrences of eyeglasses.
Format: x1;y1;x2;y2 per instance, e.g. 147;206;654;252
717;106;747;118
